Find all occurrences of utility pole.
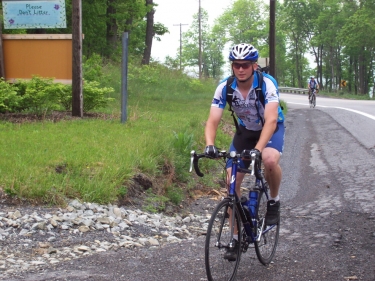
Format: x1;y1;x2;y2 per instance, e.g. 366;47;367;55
269;0;276;78
198;0;202;79
173;23;188;70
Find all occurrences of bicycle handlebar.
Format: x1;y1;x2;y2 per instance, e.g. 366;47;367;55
189;150;216;177
189;150;260;178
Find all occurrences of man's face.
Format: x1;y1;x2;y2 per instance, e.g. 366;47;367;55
232;60;256;82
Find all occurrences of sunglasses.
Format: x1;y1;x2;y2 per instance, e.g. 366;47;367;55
232;62;254;70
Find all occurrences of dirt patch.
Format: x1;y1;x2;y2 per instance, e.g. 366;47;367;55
117;171;226;217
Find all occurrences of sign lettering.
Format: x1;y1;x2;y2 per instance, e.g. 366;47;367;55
2;0;66;29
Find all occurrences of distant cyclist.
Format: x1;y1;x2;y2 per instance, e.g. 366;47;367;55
308;76;319;100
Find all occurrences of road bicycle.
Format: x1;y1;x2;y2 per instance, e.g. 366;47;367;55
190;149;280;281
309;88;317;108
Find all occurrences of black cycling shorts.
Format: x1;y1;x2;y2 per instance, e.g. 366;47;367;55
226;123;285;169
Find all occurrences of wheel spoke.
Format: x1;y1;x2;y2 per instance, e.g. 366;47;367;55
254;187;280;265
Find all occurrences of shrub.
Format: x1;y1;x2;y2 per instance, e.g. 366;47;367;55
54;83;73;111
0;78;22;113
83;80;115;112
6;76;114;114
13;76;60;115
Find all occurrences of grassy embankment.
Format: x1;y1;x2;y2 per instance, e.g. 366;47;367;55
317;89;374;100
0;63;287;211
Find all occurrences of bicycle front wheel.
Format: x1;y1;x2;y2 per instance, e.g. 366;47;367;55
254;188;280;265
312;95;316;108
205;198;242;281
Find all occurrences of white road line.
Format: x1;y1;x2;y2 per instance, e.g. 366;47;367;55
287;102;375;121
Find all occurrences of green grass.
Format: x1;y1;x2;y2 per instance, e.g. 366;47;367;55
0;63;228;206
318;89;374;100
0;62;289;207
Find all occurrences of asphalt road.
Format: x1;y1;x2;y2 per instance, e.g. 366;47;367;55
6;98;375;281
283;93;375;150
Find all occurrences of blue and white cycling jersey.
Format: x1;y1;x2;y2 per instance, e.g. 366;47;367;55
309;80;318;89
211;73;285;131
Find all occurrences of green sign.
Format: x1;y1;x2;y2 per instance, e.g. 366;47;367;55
2;0;66;29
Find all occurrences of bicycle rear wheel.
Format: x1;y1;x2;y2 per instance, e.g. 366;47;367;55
254;186;280;265
205;198;242;281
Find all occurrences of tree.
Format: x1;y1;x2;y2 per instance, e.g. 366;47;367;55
339;1;375;95
142;0;154;65
106;0;118;53
181;9;224;79
280;0;310;88
57;0;162;60
216;0;266;47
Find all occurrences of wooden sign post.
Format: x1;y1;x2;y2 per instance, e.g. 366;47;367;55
0;21;5;78
72;0;83;117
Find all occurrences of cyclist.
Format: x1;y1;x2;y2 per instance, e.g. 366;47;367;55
308;76;319;101
204;43;285;260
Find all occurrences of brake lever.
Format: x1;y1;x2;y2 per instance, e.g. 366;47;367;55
250;153;256;176
189;150;195;173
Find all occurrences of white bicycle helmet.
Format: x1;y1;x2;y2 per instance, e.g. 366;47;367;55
229;43;259;61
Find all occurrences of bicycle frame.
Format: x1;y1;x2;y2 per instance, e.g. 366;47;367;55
312;89;316;97
230;154;276;245
227;154;256;243
190;150;273;244
193;150;280;277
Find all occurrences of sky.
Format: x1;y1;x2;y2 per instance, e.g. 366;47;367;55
151;0;231;62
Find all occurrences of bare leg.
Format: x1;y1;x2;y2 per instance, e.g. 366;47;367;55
226;167;245;197
261;147;282;198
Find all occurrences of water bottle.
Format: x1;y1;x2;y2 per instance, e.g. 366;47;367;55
248;190;258;217
240;196;252;222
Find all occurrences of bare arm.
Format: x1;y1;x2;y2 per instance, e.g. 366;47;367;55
255;102;278;152
205;107;224;146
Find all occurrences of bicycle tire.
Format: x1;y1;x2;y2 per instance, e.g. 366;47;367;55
312;94;316;108
254;186;280;265
205;198;242;281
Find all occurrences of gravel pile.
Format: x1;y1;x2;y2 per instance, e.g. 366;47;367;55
0;199;215;280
